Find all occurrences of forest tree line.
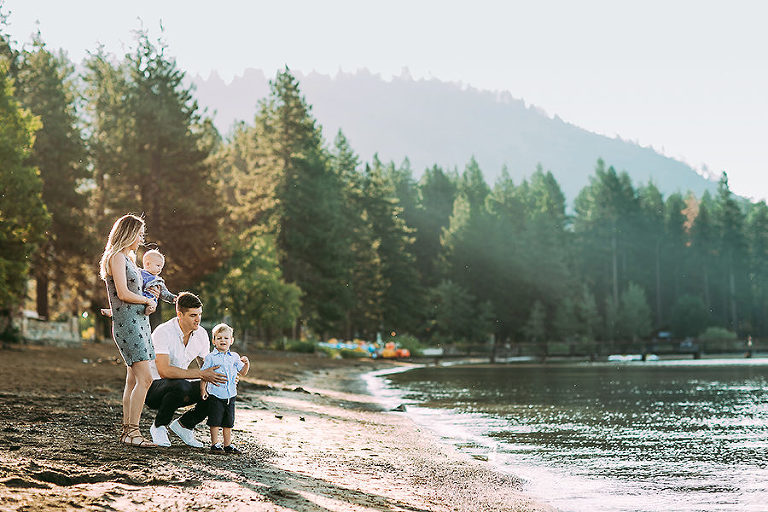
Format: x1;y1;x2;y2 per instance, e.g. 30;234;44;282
2;24;766;350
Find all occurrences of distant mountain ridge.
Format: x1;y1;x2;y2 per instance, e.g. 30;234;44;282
191;69;717;201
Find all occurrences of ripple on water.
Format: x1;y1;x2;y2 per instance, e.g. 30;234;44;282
372;361;768;512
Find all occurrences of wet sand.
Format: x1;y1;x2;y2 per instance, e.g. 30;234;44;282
0;343;554;511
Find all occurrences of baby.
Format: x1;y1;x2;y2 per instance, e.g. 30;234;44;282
101;249;177;317
200;323;250;454
139;249;177;307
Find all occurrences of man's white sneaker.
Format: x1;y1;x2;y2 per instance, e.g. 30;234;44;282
149;422;171;447
169;418;203;448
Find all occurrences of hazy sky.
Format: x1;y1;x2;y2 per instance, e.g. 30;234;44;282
5;0;767;200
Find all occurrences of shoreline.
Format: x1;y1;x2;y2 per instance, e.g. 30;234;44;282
0;343;555;512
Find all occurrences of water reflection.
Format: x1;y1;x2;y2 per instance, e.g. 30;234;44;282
385;360;768;512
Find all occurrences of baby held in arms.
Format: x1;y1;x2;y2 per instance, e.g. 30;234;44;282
102;249;177;317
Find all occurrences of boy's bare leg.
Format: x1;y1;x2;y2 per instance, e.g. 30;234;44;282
223;427;232;446
210;426;220;445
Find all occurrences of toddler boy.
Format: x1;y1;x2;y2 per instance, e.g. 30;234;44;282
201;323;250;454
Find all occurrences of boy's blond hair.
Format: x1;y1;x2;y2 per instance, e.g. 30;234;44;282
212;323;234;339
142;249;165;264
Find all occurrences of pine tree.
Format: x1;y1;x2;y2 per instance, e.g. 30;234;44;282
83;32;223;300
746;201;768;335
662;192;688;324
689;192;717;316
412;165;457;288
363;156;420;335
0;58;49;311
15;33;90;318
329;130;377;338
574;160;639;328
442;157;493;307
712;173;748;331
227;69;350;337
637;183;665;327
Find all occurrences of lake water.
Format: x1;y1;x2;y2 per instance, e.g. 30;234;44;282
365;359;768;512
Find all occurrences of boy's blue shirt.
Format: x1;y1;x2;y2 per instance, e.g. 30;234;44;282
201;350;245;400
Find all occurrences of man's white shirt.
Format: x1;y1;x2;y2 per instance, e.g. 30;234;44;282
149;317;210;381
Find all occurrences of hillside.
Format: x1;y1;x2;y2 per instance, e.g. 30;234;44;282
192;69;717;200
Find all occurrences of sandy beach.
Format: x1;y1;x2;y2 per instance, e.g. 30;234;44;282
0;343;554;512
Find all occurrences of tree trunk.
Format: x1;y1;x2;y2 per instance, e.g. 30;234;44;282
612;230;619;307
703;268;711;312
729;269;737;331
36;271;49;319
655;239;662;326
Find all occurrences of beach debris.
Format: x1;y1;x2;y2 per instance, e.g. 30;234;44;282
299;417;305;422
391;404;407;412
268;487;300;499
472;454;489;461
292;386;311;394
274;414;283;420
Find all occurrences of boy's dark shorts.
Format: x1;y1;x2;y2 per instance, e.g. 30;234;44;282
206;396;236;428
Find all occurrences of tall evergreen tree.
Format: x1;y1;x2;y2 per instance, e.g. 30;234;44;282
712;173;748;331
637;183;665;326
0;58;49;311
83;32;223;301
364;156;420;335
330;130;378;338
228;69;349;336
746;201;768;335
662;192;688;322
574;160;639;332
412;165;457;288
15;33;90;318
442;157;493;305
689;192;717;316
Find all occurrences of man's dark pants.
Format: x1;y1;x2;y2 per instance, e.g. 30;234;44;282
145;378;208;428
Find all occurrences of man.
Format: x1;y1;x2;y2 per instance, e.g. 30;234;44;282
145;292;226;447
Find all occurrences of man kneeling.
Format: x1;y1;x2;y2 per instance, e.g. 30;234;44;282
145;292;226;447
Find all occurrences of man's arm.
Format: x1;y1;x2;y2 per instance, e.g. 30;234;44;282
155;354;227;383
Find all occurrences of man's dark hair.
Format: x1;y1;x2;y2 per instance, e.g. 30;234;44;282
176;292;203;312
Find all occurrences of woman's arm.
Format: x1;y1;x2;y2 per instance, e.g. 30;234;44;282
110;252;155;305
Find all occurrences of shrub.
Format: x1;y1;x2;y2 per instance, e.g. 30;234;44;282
393;334;424;356
317;346;339;358
698;327;737;341
285;340;316;353
670;295;709;338
339;348;368;359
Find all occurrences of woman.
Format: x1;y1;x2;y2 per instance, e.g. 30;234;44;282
99;214;158;447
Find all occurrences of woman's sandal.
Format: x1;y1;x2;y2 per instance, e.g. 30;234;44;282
120;423;156;448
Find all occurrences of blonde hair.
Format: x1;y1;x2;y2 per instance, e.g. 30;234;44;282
99;214;145;280
212;323;234;339
142;249;165;264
